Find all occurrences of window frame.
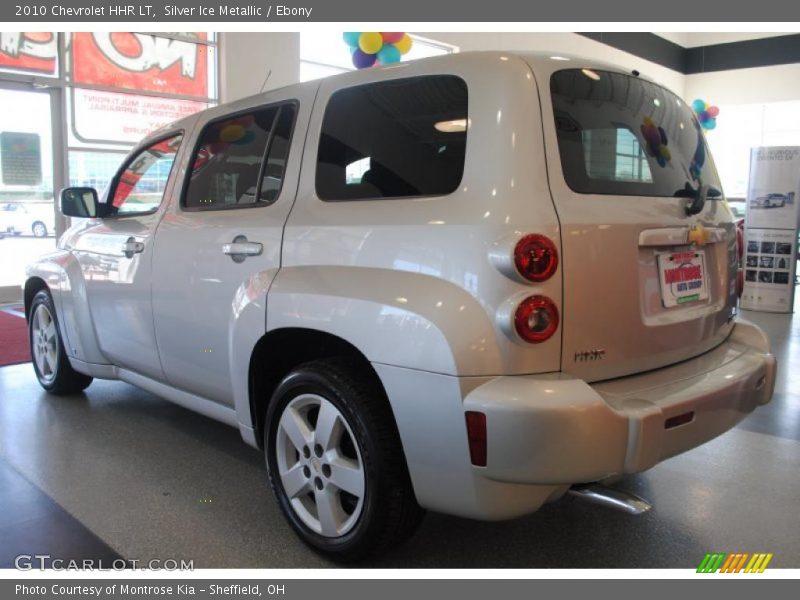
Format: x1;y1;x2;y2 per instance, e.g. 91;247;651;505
179;100;299;213
102;129;184;219
315;75;469;203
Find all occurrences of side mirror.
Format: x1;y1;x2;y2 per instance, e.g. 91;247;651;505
60;187;105;218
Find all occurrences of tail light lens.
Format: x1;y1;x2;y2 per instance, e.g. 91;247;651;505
514;234;558;282
514;295;559;343
465;411;487;467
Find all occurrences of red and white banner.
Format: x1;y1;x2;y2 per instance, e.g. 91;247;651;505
73;88;207;144
71;33;210;98
0;32;57;75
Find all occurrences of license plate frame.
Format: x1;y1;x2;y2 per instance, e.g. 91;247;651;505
656;250;709;308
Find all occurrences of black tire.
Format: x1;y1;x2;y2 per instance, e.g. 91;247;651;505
265;358;424;562
28;289;93;394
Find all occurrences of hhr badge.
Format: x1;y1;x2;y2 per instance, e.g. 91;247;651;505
574;349;606;362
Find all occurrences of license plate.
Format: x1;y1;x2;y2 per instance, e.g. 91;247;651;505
657;250;709;308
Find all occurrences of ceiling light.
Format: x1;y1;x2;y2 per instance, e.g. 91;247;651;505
581;68;601;81
435;118;469;133
550;56;570;61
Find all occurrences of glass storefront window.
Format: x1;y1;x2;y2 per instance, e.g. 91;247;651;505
0;88;56;289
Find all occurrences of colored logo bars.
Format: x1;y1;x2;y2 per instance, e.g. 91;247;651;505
697;552;773;573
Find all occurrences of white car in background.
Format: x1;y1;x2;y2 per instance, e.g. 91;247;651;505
0;203;55;237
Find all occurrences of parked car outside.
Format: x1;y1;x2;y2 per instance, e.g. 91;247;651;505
751;192;793;209
25;52;776;561
0;202;55;237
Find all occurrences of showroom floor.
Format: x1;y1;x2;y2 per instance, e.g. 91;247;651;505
1;300;799;569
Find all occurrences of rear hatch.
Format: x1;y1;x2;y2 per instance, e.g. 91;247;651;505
542;67;737;382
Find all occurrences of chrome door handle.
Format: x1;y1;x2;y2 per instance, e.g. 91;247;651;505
223;235;262;263
122;237;145;259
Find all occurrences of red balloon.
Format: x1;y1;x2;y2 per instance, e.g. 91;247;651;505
381;32;405;44
706;105;719;117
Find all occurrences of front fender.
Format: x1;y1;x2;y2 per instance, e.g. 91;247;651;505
266;266;503;376
26;251;107;365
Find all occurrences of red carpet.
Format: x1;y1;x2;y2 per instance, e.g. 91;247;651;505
0;307;31;367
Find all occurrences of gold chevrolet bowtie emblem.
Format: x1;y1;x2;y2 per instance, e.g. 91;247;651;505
688;223;710;246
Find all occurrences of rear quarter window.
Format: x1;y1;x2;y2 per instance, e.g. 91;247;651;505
316;75;468;201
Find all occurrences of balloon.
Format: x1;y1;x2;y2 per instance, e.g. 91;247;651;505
343;32;361;47
381;32;404;44
691;99;706;113
640;116;671;167
377;44;402;65
220;124;246;143
705;118;717;130
706;105;719;118
233;130;256;145
394;34;413;55
698;110;710;123
358;32;383;54
352;49;377;69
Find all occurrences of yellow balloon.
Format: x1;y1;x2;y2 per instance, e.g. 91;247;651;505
359;32;383;55
394;34;412;55
220;124;245;143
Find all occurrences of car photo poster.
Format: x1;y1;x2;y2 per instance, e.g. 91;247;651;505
741;146;800;313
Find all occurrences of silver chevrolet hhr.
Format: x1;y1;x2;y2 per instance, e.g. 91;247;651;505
26;52;776;560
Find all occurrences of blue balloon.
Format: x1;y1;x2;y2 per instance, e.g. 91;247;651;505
704;118;717;130
343;32;361;47
233;130;256;145
691;99;706;113
377;44;402;65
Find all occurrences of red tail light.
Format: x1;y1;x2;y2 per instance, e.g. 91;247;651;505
465;411;487;467
514;234;558;282
514;295;559;343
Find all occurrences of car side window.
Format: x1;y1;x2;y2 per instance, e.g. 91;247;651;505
109;134;183;216
183;103;297;210
316;75;468;201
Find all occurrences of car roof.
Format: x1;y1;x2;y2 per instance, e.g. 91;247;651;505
147;50;670;142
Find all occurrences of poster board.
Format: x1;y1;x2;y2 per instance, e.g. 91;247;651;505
0;131;42;186
741;146;800;313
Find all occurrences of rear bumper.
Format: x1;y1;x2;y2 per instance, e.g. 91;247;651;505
464;319;776;486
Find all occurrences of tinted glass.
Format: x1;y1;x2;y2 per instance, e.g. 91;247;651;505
110;134;182;215
316;76;468;201
259;105;296;203
551;69;722;197
184;104;295;209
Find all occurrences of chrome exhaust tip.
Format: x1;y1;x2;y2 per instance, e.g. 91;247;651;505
567;483;652;515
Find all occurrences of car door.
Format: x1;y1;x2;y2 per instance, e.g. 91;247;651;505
151;89;309;405
69;132;185;379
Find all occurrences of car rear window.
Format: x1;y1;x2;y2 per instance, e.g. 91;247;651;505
316;75;468;201
550;69;722;198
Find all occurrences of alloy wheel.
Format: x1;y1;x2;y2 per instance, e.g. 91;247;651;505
31;304;58;384
275;393;365;538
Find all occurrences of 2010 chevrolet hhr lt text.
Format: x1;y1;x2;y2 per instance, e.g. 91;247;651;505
25;52;776;561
